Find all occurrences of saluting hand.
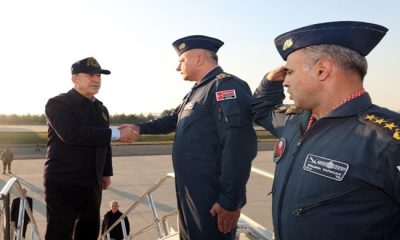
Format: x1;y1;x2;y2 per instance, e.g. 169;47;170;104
210;202;241;234
266;66;287;81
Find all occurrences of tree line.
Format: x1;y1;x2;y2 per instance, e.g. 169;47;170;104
0;109;175;125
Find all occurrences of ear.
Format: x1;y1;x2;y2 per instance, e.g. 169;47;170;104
196;53;205;66
71;74;78;85
314;59;332;81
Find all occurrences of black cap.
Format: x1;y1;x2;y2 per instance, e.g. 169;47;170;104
172;35;224;56
71;57;111;75
275;21;388;60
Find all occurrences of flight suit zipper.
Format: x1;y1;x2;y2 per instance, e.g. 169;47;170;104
292;186;360;216
276;123;306;240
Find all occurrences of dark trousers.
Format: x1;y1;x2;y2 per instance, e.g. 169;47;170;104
44;182;102;240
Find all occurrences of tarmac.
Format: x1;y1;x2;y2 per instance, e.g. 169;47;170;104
0;143;276;239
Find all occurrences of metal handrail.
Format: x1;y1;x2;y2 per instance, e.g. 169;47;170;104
99;173;176;240
0;177;42;240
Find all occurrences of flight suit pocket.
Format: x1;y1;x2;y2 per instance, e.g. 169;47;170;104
219;100;245;127
293;184;360;216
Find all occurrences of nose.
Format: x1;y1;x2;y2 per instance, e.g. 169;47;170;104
283;77;290;87
176;63;181;72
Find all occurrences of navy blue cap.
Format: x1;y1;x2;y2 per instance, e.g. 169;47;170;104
71;57;111;75
172;35;224;56
275;21;388;60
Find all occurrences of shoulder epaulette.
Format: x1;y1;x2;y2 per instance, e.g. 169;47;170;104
216;72;231;80
274;104;303;115
363;113;400;141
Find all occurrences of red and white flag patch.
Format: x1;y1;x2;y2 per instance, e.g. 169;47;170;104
216;89;236;101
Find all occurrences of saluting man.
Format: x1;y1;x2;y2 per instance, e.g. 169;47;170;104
252;21;400;239
122;35;257;239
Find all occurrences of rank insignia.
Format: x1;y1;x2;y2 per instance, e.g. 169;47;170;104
273;138;286;163
216;89;236;101
282;39;294;51
102;112;108;122
216;72;231;80
364;113;399;141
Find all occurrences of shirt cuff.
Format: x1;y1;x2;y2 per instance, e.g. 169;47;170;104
110;127;120;141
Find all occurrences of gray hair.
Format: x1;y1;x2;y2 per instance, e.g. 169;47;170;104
302;44;368;80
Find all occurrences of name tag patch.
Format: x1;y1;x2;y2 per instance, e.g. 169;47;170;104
303;154;349;181
216;90;236;101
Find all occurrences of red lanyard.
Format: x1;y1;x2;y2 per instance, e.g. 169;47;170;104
306;88;366;131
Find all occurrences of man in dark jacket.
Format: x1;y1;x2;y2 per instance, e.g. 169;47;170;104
252;21;400;240
44;57;138;240
11;188;33;238
101;200;130;240
122;35;257;240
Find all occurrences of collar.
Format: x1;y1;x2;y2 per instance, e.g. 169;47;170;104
192;66;223;90
326;92;372;118
68;89;102;105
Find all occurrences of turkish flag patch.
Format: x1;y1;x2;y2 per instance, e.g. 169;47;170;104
273;138;286;163
216;89;236;101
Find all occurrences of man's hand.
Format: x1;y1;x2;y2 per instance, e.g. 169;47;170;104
210;202;241;233
266;66;287;81
102;176;111;190
118;124;140;143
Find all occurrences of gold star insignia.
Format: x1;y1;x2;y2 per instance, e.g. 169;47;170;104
374;118;386;124
384;122;397;130
394;131;400;140
365;114;376;121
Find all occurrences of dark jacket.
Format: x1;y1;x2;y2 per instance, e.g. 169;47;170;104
252;77;400;240
101;210;130;240
45;88;113;186
138;66;257;239
11;196;33;224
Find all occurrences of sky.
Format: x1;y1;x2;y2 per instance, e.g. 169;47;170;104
0;0;399;115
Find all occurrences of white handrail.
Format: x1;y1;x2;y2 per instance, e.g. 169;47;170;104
0;177;42;240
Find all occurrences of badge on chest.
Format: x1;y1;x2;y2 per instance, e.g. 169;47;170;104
303;154;349;181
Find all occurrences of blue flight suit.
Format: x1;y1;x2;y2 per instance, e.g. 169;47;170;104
252;77;400;240
138;66;257;240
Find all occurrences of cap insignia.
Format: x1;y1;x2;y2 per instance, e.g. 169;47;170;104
178;43;186;50
87;58;100;67
282;39;294;51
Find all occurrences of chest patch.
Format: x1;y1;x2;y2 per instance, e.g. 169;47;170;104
303;154;349;181
273;138;286;163
216;89;236;101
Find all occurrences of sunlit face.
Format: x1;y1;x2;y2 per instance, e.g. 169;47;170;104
72;73;102;99
176;50;199;81
283;50;321;110
111;202;119;213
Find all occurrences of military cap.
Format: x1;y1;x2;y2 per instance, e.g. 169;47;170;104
172;35;224;56
71;57;111;75
275;21;388;60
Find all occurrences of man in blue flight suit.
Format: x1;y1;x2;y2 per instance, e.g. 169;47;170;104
45;57;138;240
123;35;257;239
252;21;400;239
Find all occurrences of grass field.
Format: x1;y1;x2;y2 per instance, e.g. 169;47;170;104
0;129;276;145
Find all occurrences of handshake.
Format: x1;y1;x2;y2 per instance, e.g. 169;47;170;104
118;124;140;143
